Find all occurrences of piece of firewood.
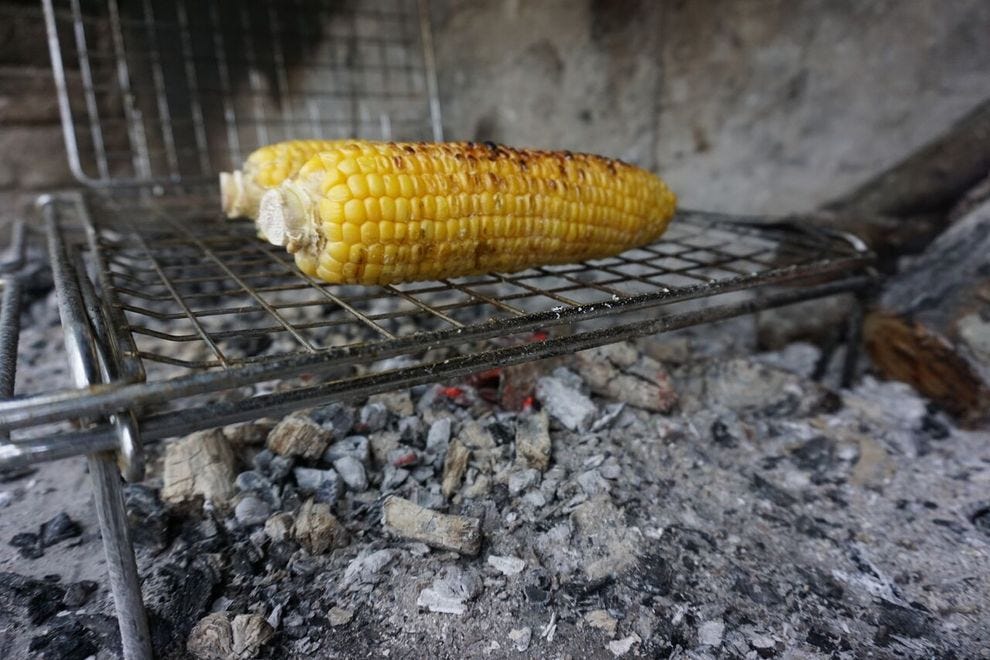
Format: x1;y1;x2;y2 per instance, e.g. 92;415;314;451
823;99;990;258
864;198;990;425
382;496;481;555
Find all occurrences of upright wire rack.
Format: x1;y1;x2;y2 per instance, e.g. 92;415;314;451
46;0;442;187
2;1;875;658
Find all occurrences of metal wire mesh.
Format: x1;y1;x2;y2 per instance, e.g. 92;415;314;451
43;0;442;186
0;196;873;457
76;194;870;383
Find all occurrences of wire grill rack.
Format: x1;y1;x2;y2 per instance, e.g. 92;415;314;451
0;193;873;463
98;198;867;376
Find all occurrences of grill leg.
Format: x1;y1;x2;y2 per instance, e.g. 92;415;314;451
841;293;867;388
87;451;152;660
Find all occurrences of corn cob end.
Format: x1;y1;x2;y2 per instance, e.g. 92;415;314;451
258;181;314;250
219;170;248;218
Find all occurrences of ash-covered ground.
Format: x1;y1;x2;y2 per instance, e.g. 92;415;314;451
2;288;989;660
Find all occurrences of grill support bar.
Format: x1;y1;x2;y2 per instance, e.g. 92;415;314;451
43;200;152;660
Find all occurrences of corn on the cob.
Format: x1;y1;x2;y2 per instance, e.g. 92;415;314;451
256;140;676;286
220;140;348;219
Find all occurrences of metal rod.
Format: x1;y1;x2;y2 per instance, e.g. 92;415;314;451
88;452;153;660
842;291;868;388
207;0;242;165
160;216;317;352
1;432;120;468
107;0;152;180
266;0;295;140
78;194;146;383
254;243;399;340
42;202;152;660
140;0;181;180
418;0;444;140
0;219;26;273
238;2;269;147
130;229;230;366
0;279;21;401
43;0;102;184
175;0;213;176
0;276;21;445
73;247;145;482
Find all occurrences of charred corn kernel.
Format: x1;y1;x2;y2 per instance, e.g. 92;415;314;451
256;140;676;286
219;139;348;219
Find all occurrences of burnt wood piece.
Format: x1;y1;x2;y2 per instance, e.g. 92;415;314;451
824;99;990;259
864;199;990;425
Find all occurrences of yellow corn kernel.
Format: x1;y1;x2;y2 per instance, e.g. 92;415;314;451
255;140;676;286
343;199;365;224
341;223;361;245
380;197;396;221
327;184;351;202
347;174;369;198
364;173;384;197
363;198;382;223
360;221;379;244
367;243;385;264
318;199;343;224
394;198;411;223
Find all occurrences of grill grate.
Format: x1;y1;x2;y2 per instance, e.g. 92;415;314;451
0;194;872;452
87;195;868;376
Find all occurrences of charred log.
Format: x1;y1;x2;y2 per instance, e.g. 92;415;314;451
864;199;990;425
823;99;990;261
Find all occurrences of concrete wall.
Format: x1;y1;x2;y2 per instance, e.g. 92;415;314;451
0;4;76;222
432;0;990;215
1;0;989;222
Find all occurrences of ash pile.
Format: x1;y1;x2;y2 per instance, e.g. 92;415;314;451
3;310;989;658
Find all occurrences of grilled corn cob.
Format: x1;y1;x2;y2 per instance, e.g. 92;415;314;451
256;140;676;286
220;139;348;219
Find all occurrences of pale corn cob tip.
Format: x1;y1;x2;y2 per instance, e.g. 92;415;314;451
258;179;314;250
222;140;353;220
219;170;247;218
256;140;676;286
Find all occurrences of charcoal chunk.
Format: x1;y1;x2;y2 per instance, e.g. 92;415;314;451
40;513;82;547
0;571;66;624
28;619;99;660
